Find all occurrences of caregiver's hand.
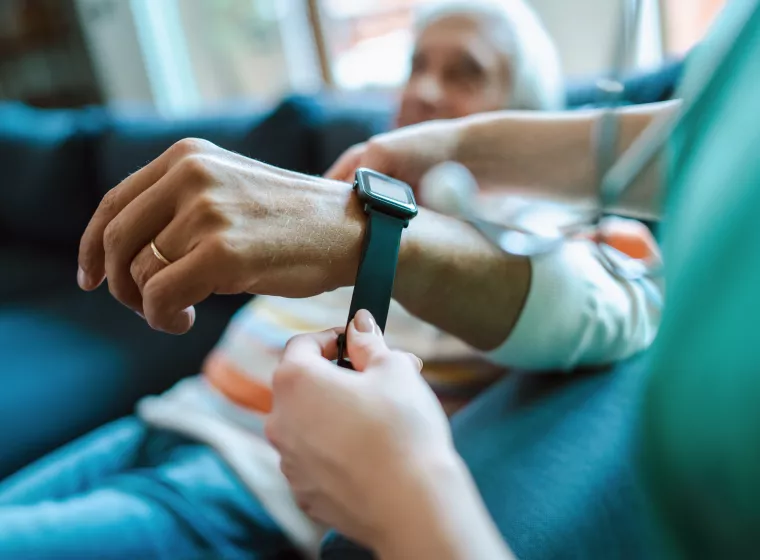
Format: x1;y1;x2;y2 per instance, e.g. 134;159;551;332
326;119;464;195
267;310;514;560
77;138;365;334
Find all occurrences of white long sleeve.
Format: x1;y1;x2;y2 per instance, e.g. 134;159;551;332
488;240;662;371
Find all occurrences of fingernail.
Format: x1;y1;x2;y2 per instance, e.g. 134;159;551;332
415;356;424;371
177;307;195;332
77;267;89;290
353;309;376;333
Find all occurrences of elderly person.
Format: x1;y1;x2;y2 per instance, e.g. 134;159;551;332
0;1;660;559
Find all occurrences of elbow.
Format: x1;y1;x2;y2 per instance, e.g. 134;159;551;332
486;241;662;372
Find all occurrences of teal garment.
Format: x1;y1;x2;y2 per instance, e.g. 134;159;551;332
642;1;760;557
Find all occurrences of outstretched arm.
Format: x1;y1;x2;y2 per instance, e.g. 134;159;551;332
456;101;680;220
328;101;681;221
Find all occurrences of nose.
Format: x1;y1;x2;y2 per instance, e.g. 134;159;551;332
412;74;444;106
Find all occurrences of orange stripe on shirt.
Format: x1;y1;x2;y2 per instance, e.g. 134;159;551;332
204;352;274;414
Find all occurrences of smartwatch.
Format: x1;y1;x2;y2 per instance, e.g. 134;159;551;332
337;168;418;369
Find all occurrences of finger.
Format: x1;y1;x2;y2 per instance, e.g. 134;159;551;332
103;184;182;314
325;144;364;182
141;244;220;334
282;328;343;364
131;243;169;304
272;329;346;408
78;141;190;291
346;309;389;372
103;151;217;314
130;204;211;298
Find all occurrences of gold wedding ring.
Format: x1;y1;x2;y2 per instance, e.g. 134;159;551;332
150;239;173;266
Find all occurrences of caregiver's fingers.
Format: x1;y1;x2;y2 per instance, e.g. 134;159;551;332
345;310;390;372
272;330;345;396
281;329;344;365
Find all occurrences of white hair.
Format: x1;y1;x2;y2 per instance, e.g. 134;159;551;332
415;0;565;110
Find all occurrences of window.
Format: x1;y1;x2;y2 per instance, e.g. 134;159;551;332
317;0;438;90
85;0;725;115
128;0;322;116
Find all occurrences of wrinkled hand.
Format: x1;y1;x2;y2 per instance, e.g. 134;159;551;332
326;119;464;196
266;310;456;547
78;138;365;334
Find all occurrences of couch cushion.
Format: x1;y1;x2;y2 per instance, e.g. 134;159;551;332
0;284;247;477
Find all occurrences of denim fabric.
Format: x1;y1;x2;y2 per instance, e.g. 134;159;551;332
0;417;294;560
0;358;654;560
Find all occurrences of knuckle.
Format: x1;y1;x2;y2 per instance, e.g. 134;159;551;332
171;137;213;158
367;134;389;154
364;139;381;158
99;189;118;213
102;220;122;252
191;194;215;215
366;347;396;369
178;154;215;183
191;195;228;228
349;143;366;158
129;258;143;286
352;336;376;355
284;333;308;352
129;255;152;291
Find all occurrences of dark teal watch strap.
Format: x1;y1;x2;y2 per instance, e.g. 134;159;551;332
337;208;407;369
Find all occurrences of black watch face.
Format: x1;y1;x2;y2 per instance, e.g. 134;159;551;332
356;169;418;219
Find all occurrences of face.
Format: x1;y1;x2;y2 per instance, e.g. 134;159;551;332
396;14;511;128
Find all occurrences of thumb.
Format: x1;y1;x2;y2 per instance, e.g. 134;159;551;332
346;309;388;371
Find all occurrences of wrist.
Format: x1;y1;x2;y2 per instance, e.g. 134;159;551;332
370;449;474;558
319;177;367;290
374;451;512;560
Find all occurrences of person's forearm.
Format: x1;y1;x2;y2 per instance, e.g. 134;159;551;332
455;100;681;220
394;208;530;351
373;453;515;560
